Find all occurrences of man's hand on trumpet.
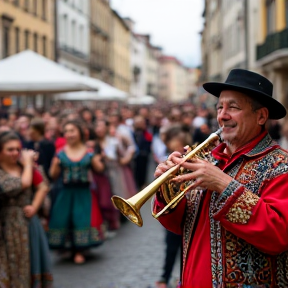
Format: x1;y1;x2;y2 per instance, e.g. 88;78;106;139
154;151;181;178
155;151;233;194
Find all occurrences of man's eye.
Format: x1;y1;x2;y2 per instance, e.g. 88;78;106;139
217;106;222;110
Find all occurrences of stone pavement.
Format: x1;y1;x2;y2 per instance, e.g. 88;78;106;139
51;202;180;288
51;159;180;288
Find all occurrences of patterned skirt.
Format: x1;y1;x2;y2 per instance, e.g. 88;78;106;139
0;206;30;288
106;160;137;199
0;208;53;288
91;172;120;231
48;185;104;249
29;216;53;288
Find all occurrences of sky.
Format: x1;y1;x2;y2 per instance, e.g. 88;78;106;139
110;0;204;68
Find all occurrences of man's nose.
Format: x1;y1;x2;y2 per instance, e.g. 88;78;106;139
218;108;231;120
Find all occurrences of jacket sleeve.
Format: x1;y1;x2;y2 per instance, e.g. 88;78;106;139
152;191;186;235
213;173;288;255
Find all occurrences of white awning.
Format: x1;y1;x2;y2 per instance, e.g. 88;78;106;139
55;80;129;101
0;50;99;95
127;95;156;105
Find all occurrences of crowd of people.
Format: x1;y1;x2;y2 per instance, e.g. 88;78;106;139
1;85;288;287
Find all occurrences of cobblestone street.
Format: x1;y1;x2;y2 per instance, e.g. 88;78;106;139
51;160;180;288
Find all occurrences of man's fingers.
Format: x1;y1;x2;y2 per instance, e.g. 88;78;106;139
170;155;184;165
180;162;202;171
167;151;182;161
172;171;198;182
154;163;172;177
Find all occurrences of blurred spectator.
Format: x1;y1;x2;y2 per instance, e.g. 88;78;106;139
0;125;11;133
80;108;94;125
94;108;106;121
181;111;194;136
192;107;208;128
268;119;281;142
139;107;150;126
15;114;34;149
133;115;152;189
48;119;105;264
152;126;167;165
169;108;182;124
193;123;211;143
29;118;55;182
280;121;288;150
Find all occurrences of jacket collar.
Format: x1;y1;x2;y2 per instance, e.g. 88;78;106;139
212;131;278;166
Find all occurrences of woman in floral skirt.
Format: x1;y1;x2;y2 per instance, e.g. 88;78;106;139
0;131;52;288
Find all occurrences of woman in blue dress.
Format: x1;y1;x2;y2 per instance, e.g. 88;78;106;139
48;119;105;264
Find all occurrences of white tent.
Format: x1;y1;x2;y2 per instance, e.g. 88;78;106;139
0;50;99;95
127;95;156;105
55;78;129;101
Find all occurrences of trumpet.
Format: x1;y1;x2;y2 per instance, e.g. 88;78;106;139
111;127;223;227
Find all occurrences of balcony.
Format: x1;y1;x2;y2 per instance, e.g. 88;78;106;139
91;24;109;40
257;28;288;61
60;44;88;60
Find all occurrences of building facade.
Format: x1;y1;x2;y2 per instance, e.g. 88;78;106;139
221;0;247;77
147;45;161;97
0;0;55;60
187;68;201;99
256;0;288;110
129;32;148;97
158;55;189;102
110;10;130;92
201;0;259;81
57;0;90;75
201;0;223;82
90;0;112;83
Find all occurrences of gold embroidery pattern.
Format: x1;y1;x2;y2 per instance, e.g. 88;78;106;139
226;191;259;224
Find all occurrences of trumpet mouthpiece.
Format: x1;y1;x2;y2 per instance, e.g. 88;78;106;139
215;127;223;136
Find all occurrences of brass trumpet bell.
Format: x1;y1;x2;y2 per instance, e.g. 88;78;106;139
111;195;143;227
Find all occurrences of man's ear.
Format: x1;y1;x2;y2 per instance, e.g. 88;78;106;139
258;107;269;125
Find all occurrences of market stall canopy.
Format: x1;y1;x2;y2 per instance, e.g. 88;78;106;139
127;95;156;105
0;50;99;96
55;79;129;101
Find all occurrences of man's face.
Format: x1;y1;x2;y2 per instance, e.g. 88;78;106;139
28;127;38;141
216;90;267;149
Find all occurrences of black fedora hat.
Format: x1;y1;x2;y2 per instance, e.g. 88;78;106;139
203;69;286;119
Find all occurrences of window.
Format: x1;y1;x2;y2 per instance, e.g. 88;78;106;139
79;25;83;50
60;14;68;43
24;0;29;11
266;0;276;34
34;33;38;52
25;30;30;49
15;27;20;53
71;20;76;48
42;0;46;20
3;26;10;58
42;36;47;56
210;0;217;15
33;0;37;16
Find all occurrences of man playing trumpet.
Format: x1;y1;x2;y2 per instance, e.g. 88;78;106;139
153;69;288;288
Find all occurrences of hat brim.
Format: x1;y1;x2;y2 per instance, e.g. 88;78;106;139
203;82;286;120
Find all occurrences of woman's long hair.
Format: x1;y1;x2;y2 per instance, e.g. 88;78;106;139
63;119;86;143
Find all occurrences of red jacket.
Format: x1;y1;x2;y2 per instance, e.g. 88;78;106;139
153;131;288;288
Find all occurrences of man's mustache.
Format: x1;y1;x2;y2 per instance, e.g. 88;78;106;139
221;123;237;128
